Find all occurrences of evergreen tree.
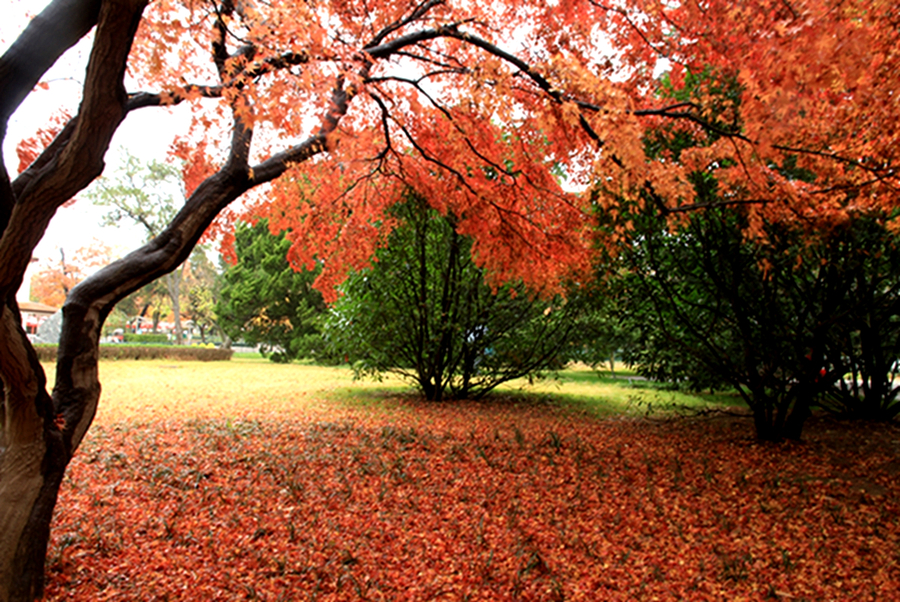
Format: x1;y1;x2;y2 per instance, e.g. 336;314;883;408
216;220;327;362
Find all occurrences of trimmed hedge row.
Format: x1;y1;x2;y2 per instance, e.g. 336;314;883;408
123;333;170;344
34;345;233;362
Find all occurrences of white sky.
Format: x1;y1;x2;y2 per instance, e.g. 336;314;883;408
2;1;193;299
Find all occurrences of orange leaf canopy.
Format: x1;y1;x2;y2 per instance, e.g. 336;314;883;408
124;0;899;297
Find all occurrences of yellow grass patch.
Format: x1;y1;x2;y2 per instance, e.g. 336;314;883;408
44;357;411;424
41;358;736;424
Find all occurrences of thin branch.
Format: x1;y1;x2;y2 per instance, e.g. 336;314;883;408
125;49;312;110
126;85;223;110
366;68;468;86
588;0;672;61
366;0;446;48
392;117;480;198
661;197;775;214
633;105;747;140
389;50;463;71
367;92;396;168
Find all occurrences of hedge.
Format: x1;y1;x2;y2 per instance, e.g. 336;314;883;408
34;345;234;362
123;333;170;344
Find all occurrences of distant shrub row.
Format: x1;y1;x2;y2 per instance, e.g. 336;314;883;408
123;333;170;344
35;345;233;362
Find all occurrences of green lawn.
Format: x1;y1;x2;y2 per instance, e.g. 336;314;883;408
43;357;745;423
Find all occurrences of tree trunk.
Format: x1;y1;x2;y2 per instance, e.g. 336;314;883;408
1;2;148;599
0;304;67;602
783;399;811;440
165;269;184;344
0;296;107;602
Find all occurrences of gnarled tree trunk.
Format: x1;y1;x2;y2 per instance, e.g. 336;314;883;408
0;2;146;599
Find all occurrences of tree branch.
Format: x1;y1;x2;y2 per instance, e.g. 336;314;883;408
0;0;101;124
1;0;148;302
367;0;447;48
0;0;102;242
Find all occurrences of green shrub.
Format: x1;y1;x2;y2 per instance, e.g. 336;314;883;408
123;333;170;345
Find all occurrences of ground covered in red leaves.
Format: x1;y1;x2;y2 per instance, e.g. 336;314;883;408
45;399;899;601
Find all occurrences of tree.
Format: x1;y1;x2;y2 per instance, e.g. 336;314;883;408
215;220;327;362
609;203;900;439
325;193;587;400
1;0;898;598
116;278;171;334
28;242;113;308
592;65;900;439
612;206;837;439
183;247;221;345
810;216;900;421
86;152;189;344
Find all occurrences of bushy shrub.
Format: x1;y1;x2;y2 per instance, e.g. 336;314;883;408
325;195;590;401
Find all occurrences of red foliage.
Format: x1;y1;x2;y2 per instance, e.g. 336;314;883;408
29;242;115;307
16;110;71;174
44;402;900;600
118;0;900;297
170;136;215;199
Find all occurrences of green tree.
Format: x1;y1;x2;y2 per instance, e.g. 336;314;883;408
597;69;900;439
87;152;189;343
325;194;587;401
215;220;327;362
183;247;221;344
608;200;900;438
813;216;900;421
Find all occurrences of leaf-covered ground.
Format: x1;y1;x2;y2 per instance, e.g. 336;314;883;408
43;362;899;601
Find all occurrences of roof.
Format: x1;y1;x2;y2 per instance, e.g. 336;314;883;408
19;301;59;316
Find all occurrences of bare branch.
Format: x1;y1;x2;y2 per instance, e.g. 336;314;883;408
367;0;447;48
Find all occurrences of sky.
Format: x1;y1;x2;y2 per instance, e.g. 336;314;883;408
2;1;193;299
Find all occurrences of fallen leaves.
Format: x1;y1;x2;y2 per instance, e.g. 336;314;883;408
42;370;900;600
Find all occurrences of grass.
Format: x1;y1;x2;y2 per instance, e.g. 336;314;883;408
39;359;899;601
76;357;412;423
497;364;744;417
42;358;742;424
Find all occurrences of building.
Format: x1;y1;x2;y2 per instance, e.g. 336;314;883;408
19;300;59;336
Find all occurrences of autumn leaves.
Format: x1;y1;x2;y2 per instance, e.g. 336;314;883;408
45;388;900;600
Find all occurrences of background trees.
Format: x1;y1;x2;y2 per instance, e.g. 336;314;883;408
611;206;839;440
183;247;221;345
605;202;900;440
29;243;113;308
586;65;900;440
216;220;327;362
325;194;588;400
87;153;189;343
798;216;900;421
